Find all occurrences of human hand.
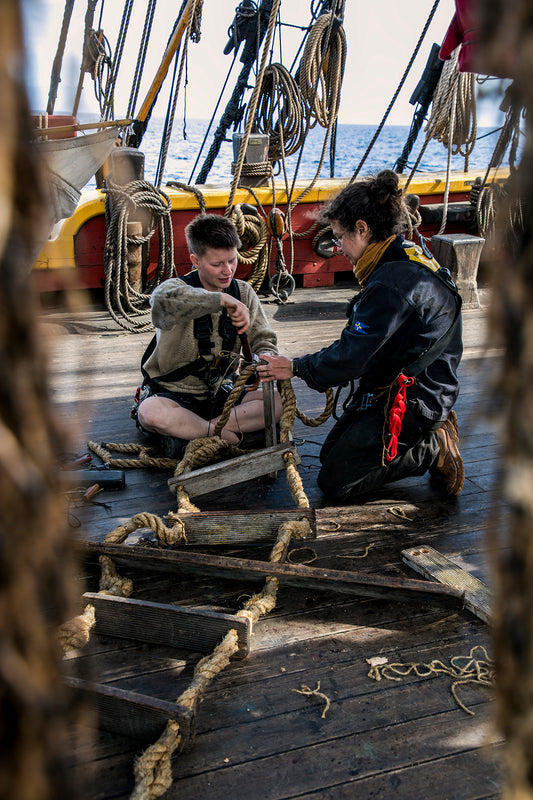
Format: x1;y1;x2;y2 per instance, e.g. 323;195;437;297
221;294;250;334
257;353;293;382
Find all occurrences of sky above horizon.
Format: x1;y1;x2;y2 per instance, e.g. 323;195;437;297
22;0;503;128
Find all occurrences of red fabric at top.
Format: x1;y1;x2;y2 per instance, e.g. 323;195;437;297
439;0;481;73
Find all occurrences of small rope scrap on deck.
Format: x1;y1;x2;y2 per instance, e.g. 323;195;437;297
366;645;495;715
293;681;331;719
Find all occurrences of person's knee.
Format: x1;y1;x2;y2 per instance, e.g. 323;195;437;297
136;396;161;432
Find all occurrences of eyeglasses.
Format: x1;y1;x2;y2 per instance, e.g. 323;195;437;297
331;230;347;248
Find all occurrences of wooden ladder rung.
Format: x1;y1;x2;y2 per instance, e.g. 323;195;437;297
168;442;301;497
175;508;316;544
83;591;251;658
64;675;196;746
402;544;491;623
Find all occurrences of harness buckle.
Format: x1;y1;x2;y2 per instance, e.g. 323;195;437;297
359;392;374;410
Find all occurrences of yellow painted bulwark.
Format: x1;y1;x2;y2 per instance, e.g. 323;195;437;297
33;168;509;272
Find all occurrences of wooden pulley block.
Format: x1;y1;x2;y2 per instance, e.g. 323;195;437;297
267;207;286;237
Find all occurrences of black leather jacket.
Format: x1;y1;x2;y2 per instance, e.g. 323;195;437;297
296;236;463;424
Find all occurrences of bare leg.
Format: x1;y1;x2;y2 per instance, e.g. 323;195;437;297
211;388;283;440
137;396;216;440
138;389;282;444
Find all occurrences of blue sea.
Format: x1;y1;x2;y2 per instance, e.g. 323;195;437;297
90;116;509;188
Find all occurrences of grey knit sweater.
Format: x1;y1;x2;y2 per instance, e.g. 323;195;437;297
143;277;278;397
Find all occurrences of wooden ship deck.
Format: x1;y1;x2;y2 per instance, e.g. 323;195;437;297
43;280;505;800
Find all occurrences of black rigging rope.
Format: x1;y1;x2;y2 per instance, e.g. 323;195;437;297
126;0;158;120
101;0;135;121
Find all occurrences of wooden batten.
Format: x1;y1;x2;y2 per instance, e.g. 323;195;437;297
401;545;492;623
82;541;467;610
168;442;301;497
64;675;196;746
83;591;251;658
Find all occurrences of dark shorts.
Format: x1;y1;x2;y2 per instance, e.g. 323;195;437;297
153;389;233;420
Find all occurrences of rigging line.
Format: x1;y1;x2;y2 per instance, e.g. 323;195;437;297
195;0;275;185
97;0;105;30
155;42;182;187
46;0;75;115
156;0;199;187
126;0;158;121
101;0;135;121
187;49;239;185
225;0;282;214
350;0;441;182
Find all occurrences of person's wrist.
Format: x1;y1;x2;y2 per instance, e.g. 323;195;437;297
291;359;300;377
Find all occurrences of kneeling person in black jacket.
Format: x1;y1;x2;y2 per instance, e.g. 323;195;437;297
258;170;464;499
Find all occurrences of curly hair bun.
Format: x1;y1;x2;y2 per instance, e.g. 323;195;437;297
374;170;402;203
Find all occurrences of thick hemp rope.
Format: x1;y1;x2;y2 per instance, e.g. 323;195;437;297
103;179;175;332
130;517;308;799
227;204;269;292
57;603;96;654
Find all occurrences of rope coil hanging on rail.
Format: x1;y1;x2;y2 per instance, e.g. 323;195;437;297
103;178;176;333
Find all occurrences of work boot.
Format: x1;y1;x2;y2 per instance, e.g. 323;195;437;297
159;435;187;461
429;410;464;496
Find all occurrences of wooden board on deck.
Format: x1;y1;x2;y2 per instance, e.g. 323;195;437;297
177;508;316;544
168;442;301;497
82;541;467;610
84;591;251;658
401;544;492;623
64;675;196;746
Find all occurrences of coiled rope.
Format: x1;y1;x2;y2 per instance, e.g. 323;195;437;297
253;63;306;163
473;102;524;240
227;204;270;291
288;12;346;212
103;179;175;332
298;12;346;131
404;49;477;239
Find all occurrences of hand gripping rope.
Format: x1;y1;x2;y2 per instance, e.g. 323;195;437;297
385;374;415;462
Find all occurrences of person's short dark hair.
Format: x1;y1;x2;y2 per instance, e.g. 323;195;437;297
185;213;242;257
321;169;409;242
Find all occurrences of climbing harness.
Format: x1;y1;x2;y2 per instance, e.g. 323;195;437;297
135;270;242;408
382;246;462;461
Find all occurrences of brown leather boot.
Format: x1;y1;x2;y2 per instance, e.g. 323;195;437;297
429;410;465;496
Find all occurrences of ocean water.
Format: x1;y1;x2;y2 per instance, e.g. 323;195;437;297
98;117;509;189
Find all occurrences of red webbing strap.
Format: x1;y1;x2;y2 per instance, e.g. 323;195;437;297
385;374;415;462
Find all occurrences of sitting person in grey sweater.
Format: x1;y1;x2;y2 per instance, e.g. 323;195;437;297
133;214;281;456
